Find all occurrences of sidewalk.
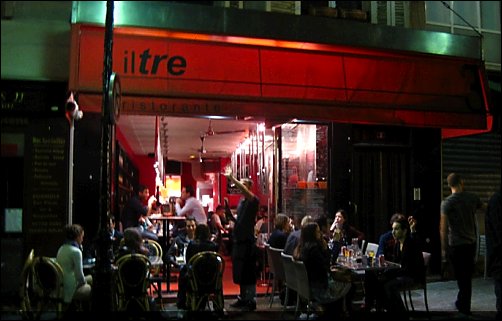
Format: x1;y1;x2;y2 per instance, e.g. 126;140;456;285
157;276;497;320
1;277;497;320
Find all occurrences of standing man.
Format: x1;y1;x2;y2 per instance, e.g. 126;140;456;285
485;187;501;320
175;185;207;225
440;173;484;315
224;166;259;311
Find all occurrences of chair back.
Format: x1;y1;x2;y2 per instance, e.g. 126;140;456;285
280;252;298;293
143;239;163;275
23;256;65;318
19;250;35;318
292;259;311;303
186;251;225;312
115;253;151;312
267;246;286;284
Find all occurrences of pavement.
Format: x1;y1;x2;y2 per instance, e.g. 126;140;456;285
158;276;497;320
2;276;497;320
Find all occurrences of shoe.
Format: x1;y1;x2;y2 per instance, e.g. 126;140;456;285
240;300;256;311
230;297;247;308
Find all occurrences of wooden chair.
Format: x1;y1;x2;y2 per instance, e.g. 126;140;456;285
114;253;151;312
402;251;431;319
186;251;225;314
266;245;286;307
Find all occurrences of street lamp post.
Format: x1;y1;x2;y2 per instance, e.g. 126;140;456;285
91;0;118;312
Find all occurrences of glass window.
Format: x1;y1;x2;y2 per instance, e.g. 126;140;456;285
452;1;478;28
425;1;450;25
280;123;328;220
481;1;501;30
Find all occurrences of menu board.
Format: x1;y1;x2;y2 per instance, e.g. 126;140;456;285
25;120;68;238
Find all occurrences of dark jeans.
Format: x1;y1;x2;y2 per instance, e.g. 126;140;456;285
449;243;476;314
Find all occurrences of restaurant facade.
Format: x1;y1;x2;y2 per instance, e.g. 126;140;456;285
1;2;500;297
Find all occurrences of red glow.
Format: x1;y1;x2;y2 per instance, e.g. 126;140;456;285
70;24;489;130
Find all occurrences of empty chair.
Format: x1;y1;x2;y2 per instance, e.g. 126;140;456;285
266;245;286;307
186;251;225;313
114;253;152;312
402;251;431;318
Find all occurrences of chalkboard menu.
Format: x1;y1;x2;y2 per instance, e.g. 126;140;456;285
25;121;68;231
24;119;69;256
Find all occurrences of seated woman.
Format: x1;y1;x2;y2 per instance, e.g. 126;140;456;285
294;222;351;317
365;216;424;318
115;227;149;261
56;224;93;307
329;209;365;258
177;224;219;309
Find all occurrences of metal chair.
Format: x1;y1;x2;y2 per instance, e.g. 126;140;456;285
114;253;151;312
280;252;299;317
293;259;316;319
19;249;35;319
402;251;431;319
143;239;165;304
266;245;286;307
186;251;225;313
23;256;65;320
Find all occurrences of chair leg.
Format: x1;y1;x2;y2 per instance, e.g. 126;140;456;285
423;287;430;320
408;290;415;311
402;290;409;311
281;288;289;318
294;294;300;318
269;280;275;307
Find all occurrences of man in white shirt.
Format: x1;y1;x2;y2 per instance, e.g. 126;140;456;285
175;185;207;225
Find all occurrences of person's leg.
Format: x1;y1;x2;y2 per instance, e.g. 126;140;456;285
176;267;187;309
450;244;475;314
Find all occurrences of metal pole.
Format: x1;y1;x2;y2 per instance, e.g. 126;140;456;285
92;0;114;312
68;121;74;225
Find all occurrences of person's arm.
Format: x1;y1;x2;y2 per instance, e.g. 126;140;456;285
73;248;87;287
377;232;387;256
212;214;225;232
224;167;255;200
439;213;448;262
176;198;194;217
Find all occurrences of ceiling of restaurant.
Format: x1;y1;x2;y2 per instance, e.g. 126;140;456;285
116;115;258;162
